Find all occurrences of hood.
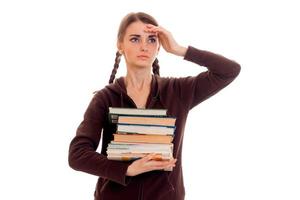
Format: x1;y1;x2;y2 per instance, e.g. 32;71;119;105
105;74;161;108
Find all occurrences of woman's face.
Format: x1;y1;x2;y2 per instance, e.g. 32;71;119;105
118;21;160;70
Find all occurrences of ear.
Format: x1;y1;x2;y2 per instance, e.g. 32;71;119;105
117;42;123;54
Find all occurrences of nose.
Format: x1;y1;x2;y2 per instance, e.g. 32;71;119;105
140;40;149;52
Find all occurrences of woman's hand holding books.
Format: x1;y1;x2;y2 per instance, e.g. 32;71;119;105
126;153;177;176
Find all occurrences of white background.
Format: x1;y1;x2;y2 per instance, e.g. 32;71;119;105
1;0;299;199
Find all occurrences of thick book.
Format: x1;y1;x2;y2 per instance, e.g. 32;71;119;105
109;107;167;123
107;152;173;161
107;149;172;155
107;152;174;171
110;141;174;146
117;124;175;136
107;144;173;154
118;116;176;126
108;142;174;150
113;134;173;144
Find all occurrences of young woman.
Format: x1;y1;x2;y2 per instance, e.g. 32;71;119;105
68;12;241;200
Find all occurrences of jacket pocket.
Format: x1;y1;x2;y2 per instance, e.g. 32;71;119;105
97;177;139;200
157;173;175;200
141;171;175;200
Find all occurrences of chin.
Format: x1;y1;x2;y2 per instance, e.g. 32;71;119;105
134;61;152;68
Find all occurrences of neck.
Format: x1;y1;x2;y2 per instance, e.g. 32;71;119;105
124;68;152;91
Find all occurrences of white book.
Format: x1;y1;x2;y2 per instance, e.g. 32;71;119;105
107;149;172;154
107;145;172;152
109;107;167;116
110;141;174;146
108;143;173;149
117;124;175;135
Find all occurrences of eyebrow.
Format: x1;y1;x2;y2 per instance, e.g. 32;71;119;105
129;34;157;38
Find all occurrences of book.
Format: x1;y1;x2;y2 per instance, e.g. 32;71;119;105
108;142;173;149
107;141;174;171
110;141;173;145
118;116;176;126
109;107;167;123
117;124;175;136
107;149;172;154
107;152;173;161
109;107;167;116
107;152;174;171
113;134;173;144
107;143;173;154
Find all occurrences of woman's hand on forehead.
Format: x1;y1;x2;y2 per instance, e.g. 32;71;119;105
144;24;187;57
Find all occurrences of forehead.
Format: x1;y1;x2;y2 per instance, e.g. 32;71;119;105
125;21;156;37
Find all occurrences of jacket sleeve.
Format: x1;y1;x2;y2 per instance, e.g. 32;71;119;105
174;46;241;110
68;92;131;186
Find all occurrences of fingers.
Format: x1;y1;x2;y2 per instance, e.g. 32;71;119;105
141;153;156;161
142;154;177;170
127;154;177;176
153;160;177;171
144;24;167;34
144;24;179;55
151;159;177;168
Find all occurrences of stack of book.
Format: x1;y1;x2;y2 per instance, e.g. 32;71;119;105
107;107;176;171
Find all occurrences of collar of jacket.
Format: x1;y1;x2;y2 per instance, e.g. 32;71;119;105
105;74;161;108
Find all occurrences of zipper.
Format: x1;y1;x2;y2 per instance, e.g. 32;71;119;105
141;96;156;200
146;96;158;109
123;93;157;109
140;182;144;200
121;91;158;200
123;92;138;108
138;181;143;200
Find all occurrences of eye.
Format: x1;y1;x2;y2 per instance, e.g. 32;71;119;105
130;37;139;43
148;38;156;43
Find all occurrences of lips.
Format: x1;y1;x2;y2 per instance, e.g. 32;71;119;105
137;55;149;59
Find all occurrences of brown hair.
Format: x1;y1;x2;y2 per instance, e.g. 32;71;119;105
109;12;160;84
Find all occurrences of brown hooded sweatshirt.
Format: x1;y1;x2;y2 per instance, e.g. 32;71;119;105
68;46;241;200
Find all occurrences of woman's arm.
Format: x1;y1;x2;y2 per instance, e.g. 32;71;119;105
176;46;241;110
68;92;131;186
145;24;241;110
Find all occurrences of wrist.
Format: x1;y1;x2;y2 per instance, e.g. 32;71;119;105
176;46;187;57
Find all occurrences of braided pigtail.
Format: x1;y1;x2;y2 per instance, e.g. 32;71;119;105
109;51;122;84
152;58;160;76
